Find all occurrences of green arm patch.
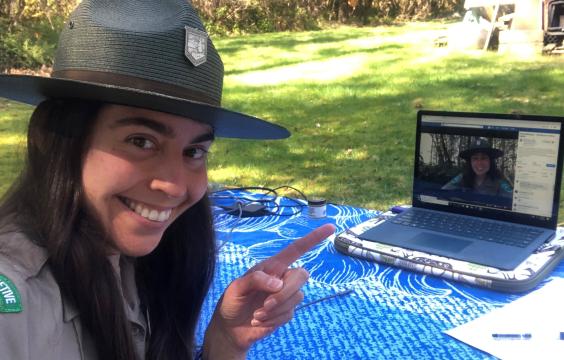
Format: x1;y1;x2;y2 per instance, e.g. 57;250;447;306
0;274;22;313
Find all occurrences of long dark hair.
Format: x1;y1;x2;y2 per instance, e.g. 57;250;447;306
0;99;216;359
461;153;502;189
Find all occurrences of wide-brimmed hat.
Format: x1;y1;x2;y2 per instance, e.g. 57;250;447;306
459;137;503;160
0;0;289;140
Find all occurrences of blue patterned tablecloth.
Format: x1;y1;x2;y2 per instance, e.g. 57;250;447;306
196;191;564;359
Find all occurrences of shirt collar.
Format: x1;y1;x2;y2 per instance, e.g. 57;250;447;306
0;229;49;279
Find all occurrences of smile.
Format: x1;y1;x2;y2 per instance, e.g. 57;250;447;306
121;198;172;222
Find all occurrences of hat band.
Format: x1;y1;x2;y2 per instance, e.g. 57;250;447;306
52;70;219;106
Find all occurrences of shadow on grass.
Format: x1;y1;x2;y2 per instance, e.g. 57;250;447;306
217;26;400;57
0;99;32;133
0;142;26;196
1;29;563;215
224;41;404;76
211;56;564;211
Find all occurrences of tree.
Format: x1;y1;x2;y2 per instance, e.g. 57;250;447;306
191;0;464;29
0;0;78;71
0;0;78;30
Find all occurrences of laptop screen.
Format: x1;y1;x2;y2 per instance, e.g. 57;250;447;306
413;110;564;228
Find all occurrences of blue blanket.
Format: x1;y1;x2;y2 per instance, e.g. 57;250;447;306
196;191;564;359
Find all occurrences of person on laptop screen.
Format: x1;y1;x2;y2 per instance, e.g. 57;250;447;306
442;137;513;198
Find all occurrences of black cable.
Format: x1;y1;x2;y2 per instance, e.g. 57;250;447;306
209;185;309;217
271;185;308;201
217;202;244;252
210;185;308;203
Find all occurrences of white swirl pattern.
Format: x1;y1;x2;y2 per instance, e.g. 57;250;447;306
197;192;564;359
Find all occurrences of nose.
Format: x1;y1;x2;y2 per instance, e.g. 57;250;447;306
149;156;188;199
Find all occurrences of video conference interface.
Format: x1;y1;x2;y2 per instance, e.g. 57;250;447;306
415;115;561;220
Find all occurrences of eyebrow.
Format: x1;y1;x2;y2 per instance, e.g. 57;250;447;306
111;117;174;137
192;132;215;143
111;116;215;143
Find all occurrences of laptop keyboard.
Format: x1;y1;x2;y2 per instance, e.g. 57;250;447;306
391;209;544;248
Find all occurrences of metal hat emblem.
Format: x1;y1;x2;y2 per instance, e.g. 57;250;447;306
185;26;208;67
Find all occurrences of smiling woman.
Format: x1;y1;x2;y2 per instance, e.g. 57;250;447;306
0;1;334;359
82;105;215;257
442;137;513;199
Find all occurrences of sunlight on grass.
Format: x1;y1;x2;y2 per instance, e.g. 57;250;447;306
2;22;564;217
209;165;270;186
231;54;369;85
211;22;564;214
0;134;25;146
335;148;370;161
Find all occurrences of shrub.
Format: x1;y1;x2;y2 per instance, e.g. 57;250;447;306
1;0;465;70
192;0;322;36
0;0;75;72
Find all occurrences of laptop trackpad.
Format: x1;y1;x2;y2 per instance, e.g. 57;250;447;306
412;233;472;253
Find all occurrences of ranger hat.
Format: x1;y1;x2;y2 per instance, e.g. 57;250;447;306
0;0;290;140
459;137;503;160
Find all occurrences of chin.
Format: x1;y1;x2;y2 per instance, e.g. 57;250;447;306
115;235;163;257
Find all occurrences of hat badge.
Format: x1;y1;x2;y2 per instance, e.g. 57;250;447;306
185;26;208;67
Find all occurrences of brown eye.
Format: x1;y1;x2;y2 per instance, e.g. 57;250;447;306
184;147;208;159
127;136;156;150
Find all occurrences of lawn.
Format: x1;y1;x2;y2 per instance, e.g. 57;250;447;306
1;22;564;218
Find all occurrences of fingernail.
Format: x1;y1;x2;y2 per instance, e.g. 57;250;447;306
267;277;283;290
264;298;277;310
253;310;266;320
251;319;261;327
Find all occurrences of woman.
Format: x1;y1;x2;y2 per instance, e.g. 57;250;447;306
0;1;334;359
442;137;513;198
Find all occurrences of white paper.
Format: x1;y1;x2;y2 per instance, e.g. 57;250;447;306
445;278;564;359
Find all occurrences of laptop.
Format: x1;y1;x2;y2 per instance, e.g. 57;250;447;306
359;110;564;270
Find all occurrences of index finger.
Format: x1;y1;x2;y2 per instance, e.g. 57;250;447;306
271;223;335;267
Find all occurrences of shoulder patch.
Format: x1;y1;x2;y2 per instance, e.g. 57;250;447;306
0;274;22;313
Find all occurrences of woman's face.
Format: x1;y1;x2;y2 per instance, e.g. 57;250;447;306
82;104;214;257
470;152;490;177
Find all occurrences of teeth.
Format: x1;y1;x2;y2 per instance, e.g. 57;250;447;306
157;211;168;222
123;198;172;222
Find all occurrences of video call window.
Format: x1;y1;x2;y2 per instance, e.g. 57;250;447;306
416;133;518;210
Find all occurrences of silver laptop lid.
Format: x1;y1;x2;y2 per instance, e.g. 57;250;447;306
413;110;564;229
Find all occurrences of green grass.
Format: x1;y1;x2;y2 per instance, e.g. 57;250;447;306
2;22;564;218
0;99;30;193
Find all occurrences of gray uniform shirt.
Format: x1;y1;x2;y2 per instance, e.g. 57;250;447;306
0;228;148;359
